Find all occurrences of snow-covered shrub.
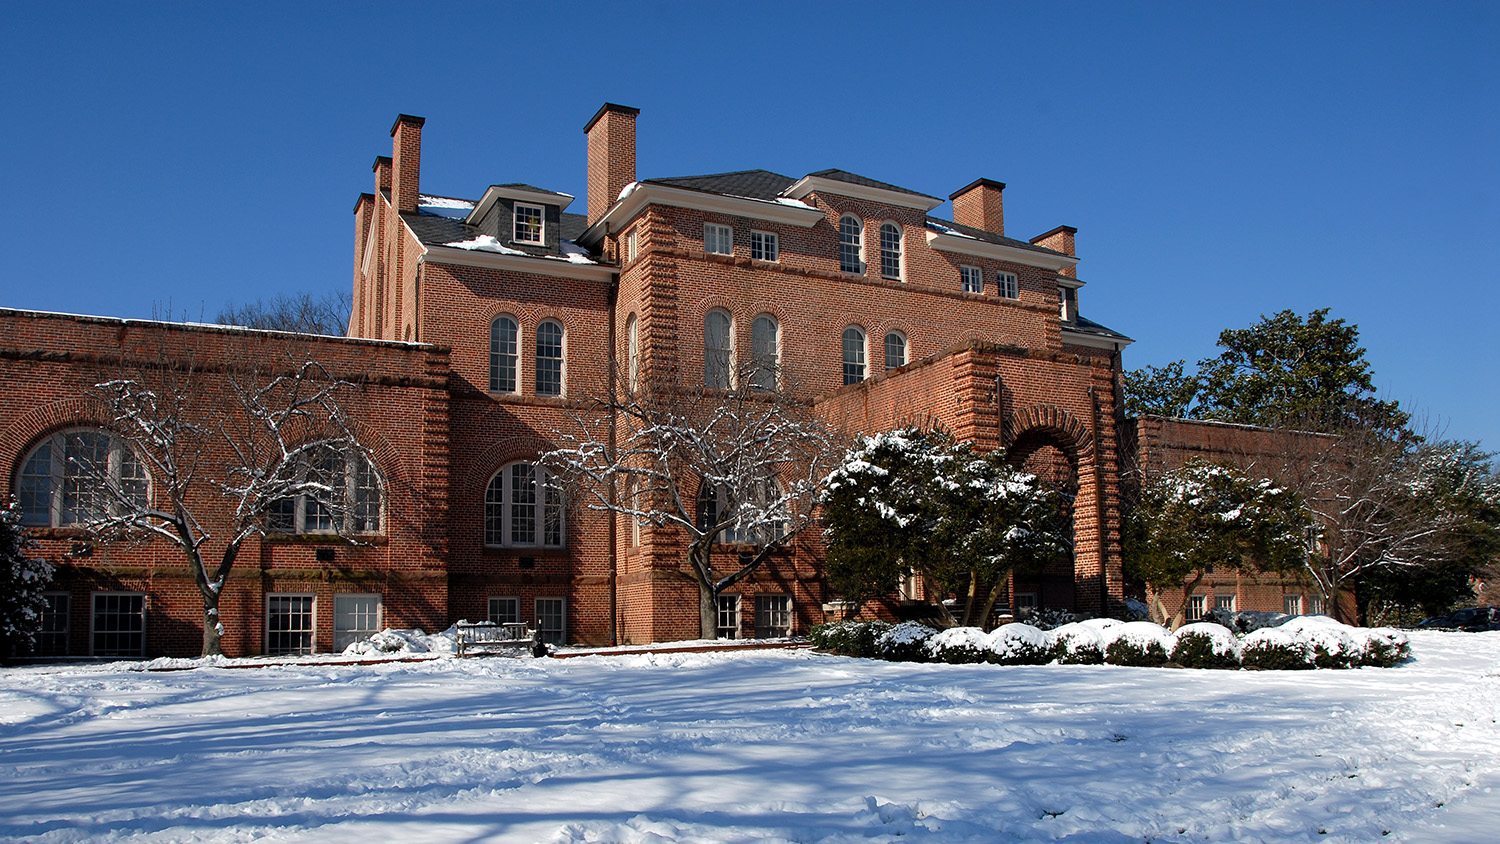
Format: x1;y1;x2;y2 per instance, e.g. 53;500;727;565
1206;607;1291;634
1169;622;1241;669
810;620;890;657
985;623;1052;665
1102;621;1171;667
1279;616;1362;668
1240;627;1315;670
1049;622;1105;664
927;627;990;664
875;621;939;662
1023;607;1076;631
1360;627;1411;667
342;627;457;657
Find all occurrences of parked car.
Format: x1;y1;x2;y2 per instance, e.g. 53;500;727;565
1417;606;1500;631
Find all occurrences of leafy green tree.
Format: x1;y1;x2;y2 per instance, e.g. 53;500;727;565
822;428;1068;628
1122;459;1311;628
1122;360;1199;418
1;501;54;659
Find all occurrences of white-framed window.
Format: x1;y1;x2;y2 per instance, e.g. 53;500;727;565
839;214;863;273
842;326;867;385
1014;592;1037;609
755;594;792;638
489;315;519;393
960;265;983;294
704;222;733;256
997;271;1019;299
268;446;383;535
1214;594;1236;613
334;593;382;651
488;596;520;625
1058;286;1077;321
1309;594;1325;616
750;314;779;391
18;429;149;528
750;230;779;262
514;203;544;244
40;592;70;656
92;591;145;657
698;477;781;545
1284;594;1304;616
485;462;565;548
704;309;733;389
717;594;741;639
535;319;564;397
626;227;638;263
1187;595;1206;621
267;593;315;656
536;597;566;645
879;222;902;280
884;331;907;370
625;313;640;393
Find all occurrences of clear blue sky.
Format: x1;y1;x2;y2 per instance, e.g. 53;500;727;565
2;2;1496;449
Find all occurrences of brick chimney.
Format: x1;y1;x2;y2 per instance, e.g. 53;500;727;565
585;103;640;225
372;155;392;193
390;114;425;213
1031;225;1078;277
950;178;1006;235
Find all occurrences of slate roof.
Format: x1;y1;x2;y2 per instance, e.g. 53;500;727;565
805;168;940;201
492;183;573;199
644;170;798;201
925;216;1067;257
401;205;595;262
1068;314;1133;342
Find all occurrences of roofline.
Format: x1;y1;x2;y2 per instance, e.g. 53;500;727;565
0;307;440;351
925;229;1079;271
465;184;576;225
418;244;617;283
781;174;943;212
577;181;823;247
1061;326;1133;351
584;102;640;133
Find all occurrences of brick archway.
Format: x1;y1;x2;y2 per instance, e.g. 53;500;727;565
1001;404;1100;613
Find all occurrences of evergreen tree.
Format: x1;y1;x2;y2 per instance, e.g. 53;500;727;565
1;501;54;659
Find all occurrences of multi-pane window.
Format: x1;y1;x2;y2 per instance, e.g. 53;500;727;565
750;230;779;262
755;594;792;638
960;265;983;294
625;313;640;392
698;478;781;545
842;326;866;385
1187;595;1206;621
1308;594;1325;616
879;222;902;279
19;429;149;527
268;446;382;535
267;594;314;656
1214;594;1236;613
839;215;863;273
997;271;1019;299
485;462;565;548
884;332;907;370
535;320;564;396
92;592;145;657
1284;594;1304;616
750;314;778;391
489;315;518;393
334;594;382;651
513;203;543;244
1014;592;1038;610
704;310;733;389
39;593;70;656
488;596;520;625
704;223;733;255
717;595;741;639
536;597;566;645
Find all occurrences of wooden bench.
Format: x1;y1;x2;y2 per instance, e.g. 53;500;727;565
455;622;544;657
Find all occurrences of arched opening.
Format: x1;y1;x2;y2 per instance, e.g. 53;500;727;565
1006;428;1082;612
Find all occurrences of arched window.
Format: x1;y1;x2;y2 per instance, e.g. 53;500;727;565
839;214;863;274
880;222;903;280
884;331;907;370
697;477;781;545
625;313;640;392
489;315;518;393
268;445;383;535
750;314;779;391
485;462;564;548
704;309;733;389
17;429;148;527
535;320;564;397
842;326;867;385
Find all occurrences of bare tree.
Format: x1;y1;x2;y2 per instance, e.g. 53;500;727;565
546;367;839;640
217;290;353;336
76;346;371;656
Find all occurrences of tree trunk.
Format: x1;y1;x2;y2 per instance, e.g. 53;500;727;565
202;598;223;656
691;544;717;640
976;582;1006;631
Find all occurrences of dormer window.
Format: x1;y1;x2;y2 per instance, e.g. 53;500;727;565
514;203;544;244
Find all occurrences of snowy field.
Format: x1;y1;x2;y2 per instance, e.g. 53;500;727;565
1;632;1497;844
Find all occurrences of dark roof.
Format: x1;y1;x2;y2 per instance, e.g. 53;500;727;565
644;170;797;201
492;183;573;199
1069;314;1132;342
560;212;589;242
925;216;1067;257
400;211;598;262
806;168;939;201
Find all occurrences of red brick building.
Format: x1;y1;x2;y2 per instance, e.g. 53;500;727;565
5;104;1145;657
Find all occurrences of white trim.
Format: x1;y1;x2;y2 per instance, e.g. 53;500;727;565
513;202;546;245
1060;327;1133;350
750;229;779;262
419;246;616;282
1055;276;1086;289
925;229;1079;272
581;183;823;247
781;175;943;212
465;184;574;225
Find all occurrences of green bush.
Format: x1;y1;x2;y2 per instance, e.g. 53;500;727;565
1104;637;1169;667
809;620;890;658
927;628;989;664
1170;629;1241;669
875;621;938;662
986;625;1053;665
1240;635;1314;670
1050;625;1104;664
1360;632;1411;667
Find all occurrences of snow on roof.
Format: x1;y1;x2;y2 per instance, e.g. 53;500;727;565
554;240;597;264
418;195;477;220
443;235;527;255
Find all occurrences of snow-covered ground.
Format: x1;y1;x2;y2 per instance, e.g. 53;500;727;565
1;632;1497;843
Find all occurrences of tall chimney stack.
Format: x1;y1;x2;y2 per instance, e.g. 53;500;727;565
950;178;1006;235
1030;225;1078;277
585;103;640;225
390;114;425;213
